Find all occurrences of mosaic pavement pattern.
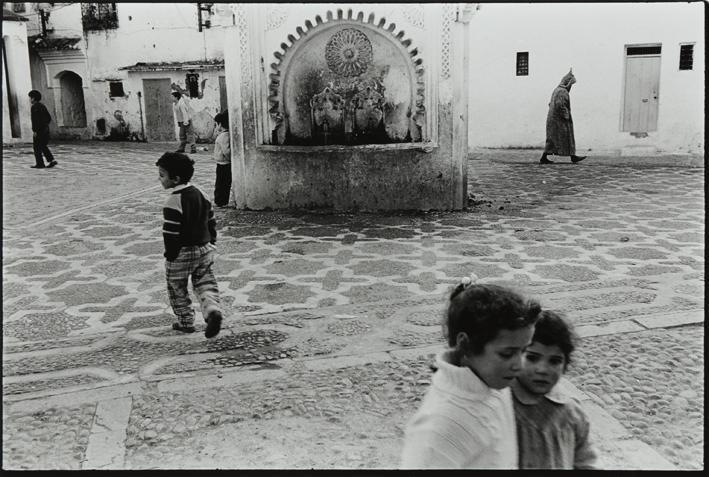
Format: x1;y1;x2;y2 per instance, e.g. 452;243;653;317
2;142;704;469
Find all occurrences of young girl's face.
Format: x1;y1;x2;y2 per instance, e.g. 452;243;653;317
461;325;535;390
516;341;566;396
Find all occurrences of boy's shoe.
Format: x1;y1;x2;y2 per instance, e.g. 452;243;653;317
30;164;46;168
539;157;554;164
205;310;223;338
46;160;58;168
172;322;196;333
571;155;587;163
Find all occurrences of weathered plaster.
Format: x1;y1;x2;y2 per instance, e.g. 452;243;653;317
225;4;470;211
467;3;704;155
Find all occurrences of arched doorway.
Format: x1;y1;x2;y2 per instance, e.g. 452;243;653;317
58;70;87;127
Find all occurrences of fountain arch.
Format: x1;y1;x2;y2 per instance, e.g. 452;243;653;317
267;10;425;146
223;4;472;211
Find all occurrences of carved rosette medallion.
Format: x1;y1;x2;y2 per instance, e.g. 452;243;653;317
268;10;427;145
325;28;373;77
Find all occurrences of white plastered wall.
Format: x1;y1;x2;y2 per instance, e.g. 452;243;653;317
81;3;231;139
467;3;704;155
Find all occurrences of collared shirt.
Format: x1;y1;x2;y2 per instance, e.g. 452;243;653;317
400;350;518;469
513;384;598;469
213;131;231;165
173;97;191;123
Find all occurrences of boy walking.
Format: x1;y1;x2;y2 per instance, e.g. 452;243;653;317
28;90;57;169
156;152;223;338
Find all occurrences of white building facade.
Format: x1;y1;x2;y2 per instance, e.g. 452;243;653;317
18;2;234;142
467;3;704;155
5;3;704;156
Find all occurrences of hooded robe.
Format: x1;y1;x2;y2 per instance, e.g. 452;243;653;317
544;70;577;156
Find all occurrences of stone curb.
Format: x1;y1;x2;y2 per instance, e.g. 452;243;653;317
556;380;676;470
4;382;142;413
83;397;133;469
4;338;684;470
3;310;702;405
469;149;704;167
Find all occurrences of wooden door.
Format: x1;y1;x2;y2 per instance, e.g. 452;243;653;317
219;76;228;114
622;51;661;132
142;78;175;141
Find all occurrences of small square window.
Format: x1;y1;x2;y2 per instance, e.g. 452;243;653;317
109;81;125;97
516;52;529;76
679;44;694;70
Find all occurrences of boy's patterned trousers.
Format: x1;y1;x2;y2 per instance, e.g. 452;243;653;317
165;244;221;326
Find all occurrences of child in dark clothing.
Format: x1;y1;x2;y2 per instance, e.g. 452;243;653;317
156;152;224;338
511;310;597;469
28;90;57;169
212;111;232;207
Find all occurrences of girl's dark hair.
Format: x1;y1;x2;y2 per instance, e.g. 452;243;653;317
28;90;42;101
214;111;229;130
531;310;577;369
445;283;541;354
171;91;181;99
155;152;194;183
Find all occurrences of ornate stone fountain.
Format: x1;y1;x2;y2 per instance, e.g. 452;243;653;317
224;4;473;210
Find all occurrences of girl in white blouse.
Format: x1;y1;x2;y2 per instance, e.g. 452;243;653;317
401;277;541;469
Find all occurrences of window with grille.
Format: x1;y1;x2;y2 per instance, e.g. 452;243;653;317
679;44;694;70
109;81;125;98
81;3;118;31
516;52;529;76
186;73;200;98
627;45;661;56
12;3;26;13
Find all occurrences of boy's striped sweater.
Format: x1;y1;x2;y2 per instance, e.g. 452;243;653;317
162;183;216;261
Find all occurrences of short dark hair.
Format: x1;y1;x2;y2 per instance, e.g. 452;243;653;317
171;91;181;99
155;152;194;183
445;283;541;354
214;111;229;130
28;90;42;101
531;310;577;370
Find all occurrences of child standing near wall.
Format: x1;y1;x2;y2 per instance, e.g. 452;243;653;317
400;276;541;469
212;111;232;207
156;152;224;338
511;310;598;469
172;91;197;154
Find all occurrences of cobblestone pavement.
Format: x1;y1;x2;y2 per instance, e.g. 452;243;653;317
2;141;704;470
